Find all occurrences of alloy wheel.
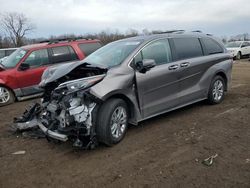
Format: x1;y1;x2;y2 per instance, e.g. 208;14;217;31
110;106;127;139
212;80;224;102
0;87;10;104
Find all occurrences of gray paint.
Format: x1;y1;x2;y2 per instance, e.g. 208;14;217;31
41;32;233;125
89;33;232;124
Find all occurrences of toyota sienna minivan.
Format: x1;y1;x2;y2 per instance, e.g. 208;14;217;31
15;32;233;148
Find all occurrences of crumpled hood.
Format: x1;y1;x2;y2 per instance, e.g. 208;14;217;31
39;61;107;87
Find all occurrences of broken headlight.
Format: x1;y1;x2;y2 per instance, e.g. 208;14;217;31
57;74;105;93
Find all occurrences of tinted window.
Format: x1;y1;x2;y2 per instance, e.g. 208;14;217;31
50;46;78;64
203;38;223;55
141;39;172;65
25;49;49;67
242;42;250;47
173;38;203;59
78;42;102;56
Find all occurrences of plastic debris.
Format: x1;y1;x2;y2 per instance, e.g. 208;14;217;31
202;153;218;166
12;150;26;155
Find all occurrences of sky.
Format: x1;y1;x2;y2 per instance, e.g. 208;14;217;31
0;0;250;38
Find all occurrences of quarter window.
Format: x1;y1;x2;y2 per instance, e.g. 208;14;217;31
202;38;224;55
173;38;203;59
50;46;78;64
78;42;102;56
25;49;49;67
141;39;172;65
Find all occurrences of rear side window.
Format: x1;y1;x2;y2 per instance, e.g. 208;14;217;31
141;39;172;65
78;42;102;56
173;38;203;60
50;46;78;64
202;38;224;55
25;49;49;67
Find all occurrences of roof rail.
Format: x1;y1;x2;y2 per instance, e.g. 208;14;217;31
192;30;202;33
39;37;95;44
157;30;185;34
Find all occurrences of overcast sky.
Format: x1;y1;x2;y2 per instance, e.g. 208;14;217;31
0;0;250;38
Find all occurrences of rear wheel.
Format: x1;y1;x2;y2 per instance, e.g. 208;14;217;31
207;76;225;105
0;86;15;107
96;98;128;146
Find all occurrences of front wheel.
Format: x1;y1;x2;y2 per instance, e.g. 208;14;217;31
207;76;225;105
0;86;15;107
96;99;128;146
236;51;241;60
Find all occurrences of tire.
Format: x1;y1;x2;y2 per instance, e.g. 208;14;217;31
0;86;15;107
236;51;241;60
96;98;128;146
207;76;225;105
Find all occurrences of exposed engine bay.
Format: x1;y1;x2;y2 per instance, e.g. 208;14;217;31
13;62;107;149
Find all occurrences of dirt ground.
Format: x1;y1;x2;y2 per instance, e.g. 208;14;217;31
0;59;250;188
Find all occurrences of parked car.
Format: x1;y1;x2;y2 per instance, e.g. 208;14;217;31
15;32;233;149
226;41;250;60
0;38;102;106
0;48;18;59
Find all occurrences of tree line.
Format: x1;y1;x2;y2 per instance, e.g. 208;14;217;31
0;12;249;48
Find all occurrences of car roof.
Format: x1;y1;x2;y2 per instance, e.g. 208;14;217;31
21;39;100;50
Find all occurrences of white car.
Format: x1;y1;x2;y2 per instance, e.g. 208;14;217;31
226;41;250;60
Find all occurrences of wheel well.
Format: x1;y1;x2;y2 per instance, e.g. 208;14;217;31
0;84;16;101
105;94;135;121
215;72;228;91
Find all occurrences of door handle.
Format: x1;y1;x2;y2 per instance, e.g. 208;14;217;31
168;64;179;70
180;62;190;68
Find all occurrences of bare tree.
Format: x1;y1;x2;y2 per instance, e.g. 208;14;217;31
1;12;35;47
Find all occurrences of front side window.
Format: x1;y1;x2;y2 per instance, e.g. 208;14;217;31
242;42;250;47
141;39;172;65
173;38;203;60
24;49;49;67
1;48;27;68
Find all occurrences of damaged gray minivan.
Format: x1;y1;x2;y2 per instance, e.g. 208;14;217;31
15;32;233;149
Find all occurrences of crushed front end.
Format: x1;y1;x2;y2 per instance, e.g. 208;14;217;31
39;85;100;148
13;62;107;149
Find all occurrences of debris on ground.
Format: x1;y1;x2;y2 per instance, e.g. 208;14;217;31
12;150;26;155
202;153;218;166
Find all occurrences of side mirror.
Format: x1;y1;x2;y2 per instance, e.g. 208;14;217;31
136;59;156;73
19;63;30;71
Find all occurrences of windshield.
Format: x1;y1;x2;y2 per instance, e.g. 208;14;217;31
226;42;242;48
83;40;143;67
1;48;27;68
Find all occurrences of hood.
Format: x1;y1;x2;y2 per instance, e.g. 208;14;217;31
226;47;239;51
39;61;107;87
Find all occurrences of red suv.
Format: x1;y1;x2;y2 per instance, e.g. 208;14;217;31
0;38;102;106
